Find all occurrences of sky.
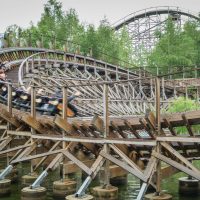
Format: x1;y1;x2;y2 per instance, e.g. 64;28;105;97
0;0;200;33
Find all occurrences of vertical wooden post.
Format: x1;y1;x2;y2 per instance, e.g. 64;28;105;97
185;86;188;99
7;84;12;114
103;84;110;186
62;87;67;179
7;83;12;165
155;77;161;195
31;86;36;173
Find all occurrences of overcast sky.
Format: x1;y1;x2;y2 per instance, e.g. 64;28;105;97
0;0;200;33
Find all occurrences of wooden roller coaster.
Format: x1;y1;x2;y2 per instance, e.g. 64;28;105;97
0;46;200;199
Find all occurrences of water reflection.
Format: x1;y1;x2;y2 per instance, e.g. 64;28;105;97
1;163;200;200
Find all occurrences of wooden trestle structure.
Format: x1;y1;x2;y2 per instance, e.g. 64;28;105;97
0;47;200;199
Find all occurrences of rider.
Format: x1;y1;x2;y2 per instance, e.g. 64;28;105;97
54;89;81;116
0;62;6;81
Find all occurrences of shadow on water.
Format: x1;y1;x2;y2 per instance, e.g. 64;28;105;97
1;160;200;200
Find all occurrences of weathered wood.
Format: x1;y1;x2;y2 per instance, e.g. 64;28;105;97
152;151;200;180
100;151;146;181
62;150;93;175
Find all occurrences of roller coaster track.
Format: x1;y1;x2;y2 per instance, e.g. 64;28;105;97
0;47;182;117
0;46;200;199
113;6;200;65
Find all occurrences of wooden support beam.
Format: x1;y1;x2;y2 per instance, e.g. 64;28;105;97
100;151;146;182
54;115;76;135
157;136;200;143
139;118;155;139
152;151;200;180
0;143;31;156
124;120;140;139
34;141;61;170
182;114;194;136
11;149;63;164
31;134;156;146
161;142;199;173
0;137;12;151
109;144;142;174
7;131;31;137
62;151;93;175
0;108;20;127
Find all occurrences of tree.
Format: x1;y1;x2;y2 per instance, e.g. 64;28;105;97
147;18;200;77
166;97;200;134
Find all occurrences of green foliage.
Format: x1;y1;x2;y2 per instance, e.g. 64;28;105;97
3;0;136;69
166;97;200;134
147;18;200;77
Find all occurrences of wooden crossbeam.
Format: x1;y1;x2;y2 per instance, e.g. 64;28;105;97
152;151;200;180
0;108;20;127
157;136;200;143
0;143;31;155
161;142;199;173
109;144;142;173
34;141;61;170
31;134;156;146
11;149;63;164
7;131;31;137
182;114;194;136
124;120;140;139
100;151;146;182
62;151;92;175
54;115;76;134
0;136;13;151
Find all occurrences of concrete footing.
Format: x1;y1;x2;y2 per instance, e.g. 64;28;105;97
92;185;118;200
0;179;11;197
145;193;172;200
21;173;38;187
66;194;94;200
21;186;46;200
179;177;199;196
53;179;77;200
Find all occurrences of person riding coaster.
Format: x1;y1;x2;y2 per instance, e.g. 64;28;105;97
35;88;81;117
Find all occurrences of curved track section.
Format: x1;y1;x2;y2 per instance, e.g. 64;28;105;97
0;47;181;117
113;6;200;64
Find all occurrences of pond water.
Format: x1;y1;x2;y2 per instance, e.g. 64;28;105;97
1;161;200;200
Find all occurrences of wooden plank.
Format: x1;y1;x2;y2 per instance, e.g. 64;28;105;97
11;149;63;164
0;125;7;129
157;136;200;143
0;143;31;155
54;115;76;134
100;151;146;182
152;151;200;180
62;151;93;175
161;142;199;173
31;134;156;146
91;115;104;133
109;144;142;174
7;131;31;137
182;114;194;136
34;141;61;170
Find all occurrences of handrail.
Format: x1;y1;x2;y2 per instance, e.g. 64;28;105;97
18;51;47;90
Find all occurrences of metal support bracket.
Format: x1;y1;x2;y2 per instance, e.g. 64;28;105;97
31;170;48;189
75;176;92;197
0;165;13;180
136;182;148;200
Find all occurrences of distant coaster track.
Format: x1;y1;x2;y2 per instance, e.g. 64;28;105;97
113;6;200;63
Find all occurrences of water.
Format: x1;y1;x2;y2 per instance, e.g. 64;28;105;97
1;162;200;200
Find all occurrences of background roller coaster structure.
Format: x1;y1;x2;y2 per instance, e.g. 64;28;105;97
0;6;200;200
